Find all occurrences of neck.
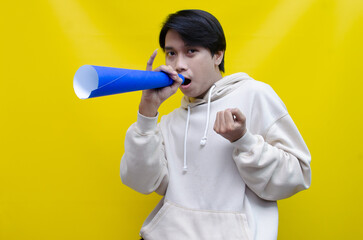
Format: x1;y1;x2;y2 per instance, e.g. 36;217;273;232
199;70;223;98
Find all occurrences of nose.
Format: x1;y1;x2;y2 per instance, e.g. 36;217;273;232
175;55;188;73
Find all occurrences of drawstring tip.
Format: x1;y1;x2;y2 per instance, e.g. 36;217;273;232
183;166;188;173
200;137;207;146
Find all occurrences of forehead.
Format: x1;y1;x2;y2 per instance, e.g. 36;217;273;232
165;30;186;47
165;29;201;49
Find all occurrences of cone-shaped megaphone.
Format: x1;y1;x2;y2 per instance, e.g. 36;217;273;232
73;65;185;99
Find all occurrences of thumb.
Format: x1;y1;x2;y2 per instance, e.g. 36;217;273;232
230;108;246;123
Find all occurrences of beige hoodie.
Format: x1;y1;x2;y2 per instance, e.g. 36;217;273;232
120;72;311;240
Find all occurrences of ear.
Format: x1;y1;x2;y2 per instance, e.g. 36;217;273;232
214;51;224;66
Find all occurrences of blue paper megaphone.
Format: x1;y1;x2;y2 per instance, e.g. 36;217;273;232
73;65;185;99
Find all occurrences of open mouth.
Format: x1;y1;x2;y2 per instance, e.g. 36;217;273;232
182;78;191;86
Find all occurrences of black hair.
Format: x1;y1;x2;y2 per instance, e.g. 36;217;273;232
159;9;226;72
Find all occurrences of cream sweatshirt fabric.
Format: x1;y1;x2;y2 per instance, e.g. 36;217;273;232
120;73;311;240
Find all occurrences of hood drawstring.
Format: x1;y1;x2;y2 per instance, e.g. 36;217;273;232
183;105;191;172
180;73;250;172
200;84;216;146
183;84;216;172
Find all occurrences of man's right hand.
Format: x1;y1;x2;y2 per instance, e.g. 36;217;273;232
139;50;183;117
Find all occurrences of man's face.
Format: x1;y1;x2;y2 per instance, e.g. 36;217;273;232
164;29;223;98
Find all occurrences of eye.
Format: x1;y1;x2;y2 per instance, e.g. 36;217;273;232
166;51;176;57
187;49;197;54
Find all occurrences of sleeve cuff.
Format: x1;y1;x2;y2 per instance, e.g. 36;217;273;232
136;111;159;133
232;130;259;152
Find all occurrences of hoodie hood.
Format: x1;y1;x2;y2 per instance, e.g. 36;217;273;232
181;72;253;109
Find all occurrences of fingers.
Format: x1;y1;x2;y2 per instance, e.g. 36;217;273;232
215;109;241;127
146;49;182;98
224;109;235;127
146;49;158;71
214;110;233;133
218;110;227;129
146;49;183;86
229;108;246;123
213;108;247;142
155;65;183;86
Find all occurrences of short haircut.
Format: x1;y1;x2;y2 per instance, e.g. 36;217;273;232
159;9;226;72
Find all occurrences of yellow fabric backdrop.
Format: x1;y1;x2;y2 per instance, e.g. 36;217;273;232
1;0;362;239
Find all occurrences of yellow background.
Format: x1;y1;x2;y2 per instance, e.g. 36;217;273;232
1;0;362;239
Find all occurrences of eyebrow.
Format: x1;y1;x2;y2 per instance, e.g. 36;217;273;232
164;46;174;51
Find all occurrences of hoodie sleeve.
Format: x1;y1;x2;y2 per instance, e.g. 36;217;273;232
120;112;168;195
231;83;311;201
232;114;311;201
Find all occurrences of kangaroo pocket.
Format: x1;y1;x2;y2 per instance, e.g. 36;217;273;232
140;201;252;240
